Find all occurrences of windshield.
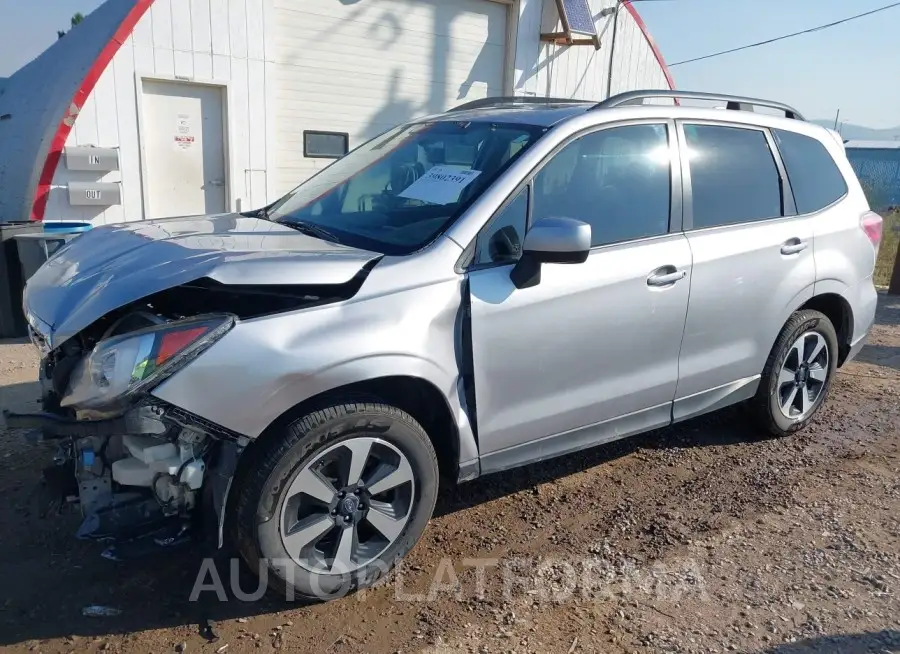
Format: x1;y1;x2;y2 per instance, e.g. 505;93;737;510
267;120;544;254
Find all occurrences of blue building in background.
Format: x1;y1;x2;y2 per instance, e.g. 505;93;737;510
844;140;900;211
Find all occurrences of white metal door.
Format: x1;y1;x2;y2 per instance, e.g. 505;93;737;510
271;0;509;195
142;80;227;219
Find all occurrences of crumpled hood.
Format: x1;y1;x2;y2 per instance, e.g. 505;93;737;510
24;213;382;346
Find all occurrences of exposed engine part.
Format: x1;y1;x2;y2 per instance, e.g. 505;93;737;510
111;432;208;514
65;418;213;546
73;433;127;514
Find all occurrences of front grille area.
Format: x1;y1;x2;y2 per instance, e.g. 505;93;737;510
142;397;248;443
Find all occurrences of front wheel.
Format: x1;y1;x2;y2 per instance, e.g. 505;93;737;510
230;400;439;602
752;309;838;436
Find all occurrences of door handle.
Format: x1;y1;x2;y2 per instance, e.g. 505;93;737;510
780;238;808;255
208;179;225;187
647;268;687;287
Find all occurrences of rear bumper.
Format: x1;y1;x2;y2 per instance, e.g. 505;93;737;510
841;277;878;365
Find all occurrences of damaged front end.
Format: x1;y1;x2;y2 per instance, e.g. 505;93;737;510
8;213;384;560
6;310;246;560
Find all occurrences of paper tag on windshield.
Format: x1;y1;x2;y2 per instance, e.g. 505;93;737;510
398;166;482;205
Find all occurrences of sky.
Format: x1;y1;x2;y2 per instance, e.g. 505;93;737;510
635;0;900;129
0;0;898;128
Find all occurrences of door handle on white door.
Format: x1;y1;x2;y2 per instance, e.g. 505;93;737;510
780;238;808;255
647;268;687;287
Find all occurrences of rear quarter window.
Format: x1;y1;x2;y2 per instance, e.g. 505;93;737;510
774;129;848;214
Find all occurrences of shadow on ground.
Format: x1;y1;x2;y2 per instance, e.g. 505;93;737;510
853;343;900;370
761;629;900;653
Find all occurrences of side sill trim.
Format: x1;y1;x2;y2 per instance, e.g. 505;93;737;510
478;402;672;477
672;375;760;423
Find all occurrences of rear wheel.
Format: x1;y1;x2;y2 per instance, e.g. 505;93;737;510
231;400;439;602
752;309;838;436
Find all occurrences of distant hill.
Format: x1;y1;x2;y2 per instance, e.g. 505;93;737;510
810;119;900;142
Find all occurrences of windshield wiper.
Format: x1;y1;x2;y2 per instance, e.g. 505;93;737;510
281;220;341;243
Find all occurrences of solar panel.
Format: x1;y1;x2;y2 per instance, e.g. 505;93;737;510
561;0;597;36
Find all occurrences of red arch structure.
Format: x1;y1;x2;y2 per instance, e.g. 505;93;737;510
30;0;153;221
623;0;676;91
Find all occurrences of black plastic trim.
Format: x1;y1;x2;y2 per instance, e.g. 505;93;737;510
4;407;166;439
763;127;798;217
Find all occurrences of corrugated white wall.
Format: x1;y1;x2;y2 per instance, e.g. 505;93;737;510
513;0;670;100
269;0;510;196
46;0;274;224
42;0;671;225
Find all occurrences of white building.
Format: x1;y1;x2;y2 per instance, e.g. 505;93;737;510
0;0;674;225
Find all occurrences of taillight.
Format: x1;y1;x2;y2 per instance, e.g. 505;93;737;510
861;211;883;253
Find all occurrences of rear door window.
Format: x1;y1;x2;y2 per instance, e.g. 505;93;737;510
774;129;848;214
684;124;783;229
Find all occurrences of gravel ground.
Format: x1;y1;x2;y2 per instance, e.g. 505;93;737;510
0;295;898;654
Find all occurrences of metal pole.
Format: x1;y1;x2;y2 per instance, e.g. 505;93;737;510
832;108;840;130
605;1;621;99
888;241;900;295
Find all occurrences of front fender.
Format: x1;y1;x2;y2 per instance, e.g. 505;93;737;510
151;272;476;463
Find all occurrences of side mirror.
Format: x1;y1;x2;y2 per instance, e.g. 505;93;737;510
510;217;591;289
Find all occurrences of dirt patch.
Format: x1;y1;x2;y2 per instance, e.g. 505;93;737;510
0;297;898;654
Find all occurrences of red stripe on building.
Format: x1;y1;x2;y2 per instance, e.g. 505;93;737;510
30;0;155;221
622;0;676;91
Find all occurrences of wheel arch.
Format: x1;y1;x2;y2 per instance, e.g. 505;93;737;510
215;371;468;552
798;292;854;366
251;373;467;486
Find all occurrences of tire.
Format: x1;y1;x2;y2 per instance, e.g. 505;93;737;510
230;400;439;602
752;309;838;436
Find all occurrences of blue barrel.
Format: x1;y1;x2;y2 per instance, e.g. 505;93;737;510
43;221;93;234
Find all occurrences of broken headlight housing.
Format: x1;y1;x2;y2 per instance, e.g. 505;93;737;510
62;314;235;411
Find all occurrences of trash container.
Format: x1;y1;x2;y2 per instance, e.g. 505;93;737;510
0;222;43;338
43;221;93;235
15;223;91;281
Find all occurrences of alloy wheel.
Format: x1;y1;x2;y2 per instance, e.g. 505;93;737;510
777;331;829;420
278;437;415;575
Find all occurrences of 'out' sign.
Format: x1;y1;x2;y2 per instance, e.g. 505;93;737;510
68;182;121;206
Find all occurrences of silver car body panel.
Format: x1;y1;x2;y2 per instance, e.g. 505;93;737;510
672;212;818;410
22;100;882;484
23;214;382;347
469;233;692;463
151;237;482;472
808;130;880;354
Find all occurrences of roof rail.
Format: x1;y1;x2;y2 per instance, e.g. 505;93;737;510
449;96;591;112
594;90;805;121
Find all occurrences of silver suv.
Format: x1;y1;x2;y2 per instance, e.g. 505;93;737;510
10;90;883;601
